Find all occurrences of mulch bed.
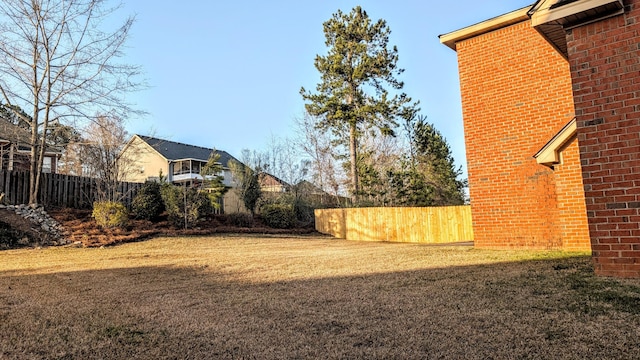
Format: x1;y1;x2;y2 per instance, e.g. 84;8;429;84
48;208;319;248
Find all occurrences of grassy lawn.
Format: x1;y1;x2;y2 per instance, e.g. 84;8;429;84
1;236;640;359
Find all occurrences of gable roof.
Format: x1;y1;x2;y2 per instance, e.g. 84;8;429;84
0;118;30;144
296;180;327;195
136;135;239;168
259;172;291;189
0;118;62;155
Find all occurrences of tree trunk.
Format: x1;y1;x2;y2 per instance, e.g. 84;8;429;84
349;123;359;203
33;121;49;205
28;120;38;205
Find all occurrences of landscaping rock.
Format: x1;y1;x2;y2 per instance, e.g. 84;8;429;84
0;204;68;246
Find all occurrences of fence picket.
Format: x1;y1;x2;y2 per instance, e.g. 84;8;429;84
0;170;142;209
315;206;474;244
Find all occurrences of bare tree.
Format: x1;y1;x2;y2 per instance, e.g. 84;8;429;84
58;141;85;176
261;135;309;189
295;113;347;199
355;128;405;205
0;0;143;204
79;114;134;203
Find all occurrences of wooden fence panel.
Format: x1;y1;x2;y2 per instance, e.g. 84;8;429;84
315;206;474;244
0;170;142;209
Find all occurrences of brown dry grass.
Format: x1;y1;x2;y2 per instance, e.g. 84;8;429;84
1;236;640;359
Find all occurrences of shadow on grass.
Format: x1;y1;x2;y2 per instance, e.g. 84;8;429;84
1;254;639;359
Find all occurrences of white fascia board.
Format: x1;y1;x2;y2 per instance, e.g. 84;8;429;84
531;0;624;27
439;7;531;51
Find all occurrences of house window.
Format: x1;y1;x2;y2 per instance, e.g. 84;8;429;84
180;160;190;174
192;161;201;174
174;160;190;175
174;160;205;175
42;157;52;173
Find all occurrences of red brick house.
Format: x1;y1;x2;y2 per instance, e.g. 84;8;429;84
441;0;640;277
0;119;60;173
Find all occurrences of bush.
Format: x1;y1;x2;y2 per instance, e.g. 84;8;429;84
260;192;317;226
226;213;254;227
261;203;295;229
292;197;315;225
160;184;212;228
131;181;164;220
92;201;129;229
197;192;215;218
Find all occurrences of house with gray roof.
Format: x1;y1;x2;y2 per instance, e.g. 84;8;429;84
121;135;247;213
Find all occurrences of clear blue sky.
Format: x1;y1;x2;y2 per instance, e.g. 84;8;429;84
119;1;534;178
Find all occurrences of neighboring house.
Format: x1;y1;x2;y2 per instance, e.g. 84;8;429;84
295;180;324;195
296;180;349;207
121;135;245;213
441;0;640;277
258;172;348;207
0;119;60;173
259;172;290;193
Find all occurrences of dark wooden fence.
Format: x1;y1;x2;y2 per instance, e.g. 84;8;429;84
0;170;143;209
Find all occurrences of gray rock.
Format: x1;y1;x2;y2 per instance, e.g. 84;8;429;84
4;204;68;246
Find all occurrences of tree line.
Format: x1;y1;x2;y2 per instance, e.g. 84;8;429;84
0;1;465;210
298;6;466;207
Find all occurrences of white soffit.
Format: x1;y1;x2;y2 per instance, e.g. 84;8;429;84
530;0;624;27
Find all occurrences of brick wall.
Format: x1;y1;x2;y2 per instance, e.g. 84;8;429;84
567;1;640;277
554;137;591;251
456;21;582;249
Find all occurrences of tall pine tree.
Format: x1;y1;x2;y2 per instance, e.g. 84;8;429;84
301;6;417;202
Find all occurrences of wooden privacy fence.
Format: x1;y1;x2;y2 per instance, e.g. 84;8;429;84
315;206;474;244
0;170;143;209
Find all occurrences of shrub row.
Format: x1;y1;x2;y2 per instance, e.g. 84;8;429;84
93;181;321;230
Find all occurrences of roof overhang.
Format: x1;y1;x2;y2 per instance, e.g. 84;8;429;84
439;7;531;51
173;157;209;163
440;1;624;56
534;118;577;167
15;145;62;156
529;0;624;57
529;0;624;27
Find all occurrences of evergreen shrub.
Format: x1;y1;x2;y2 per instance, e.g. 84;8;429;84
227;213;253;227
92;201;129;229
160;184;212;228
131;181;164;220
261;203;295;229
